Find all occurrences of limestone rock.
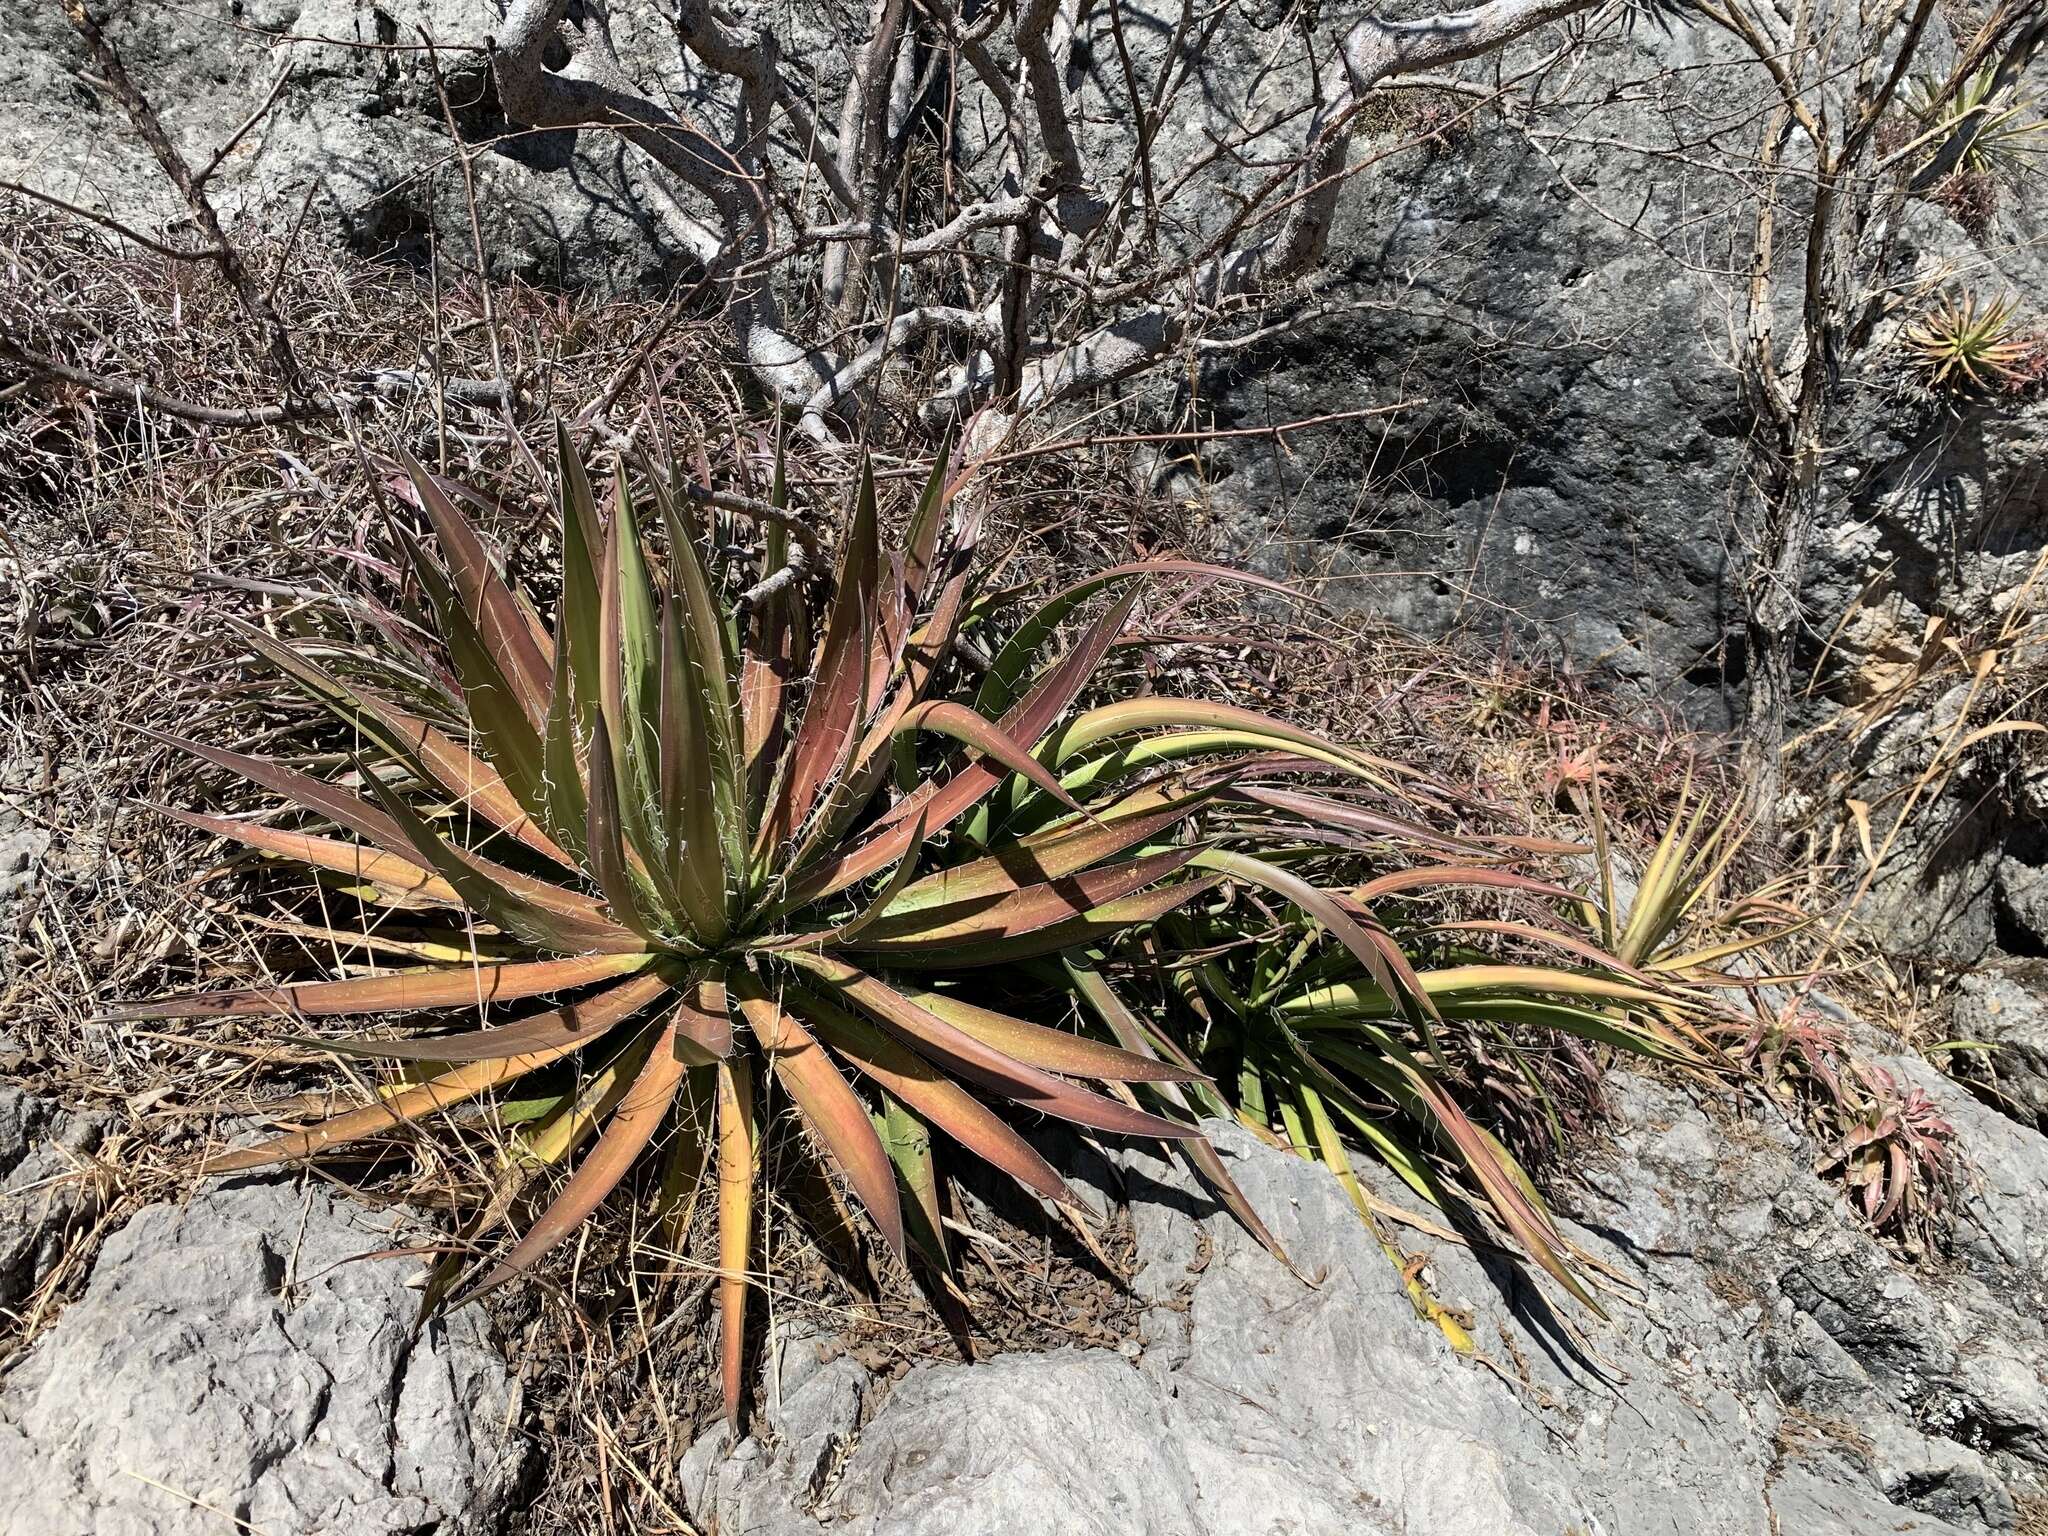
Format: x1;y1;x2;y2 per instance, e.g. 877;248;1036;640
0;1084;110;1310
1951;958;2048;1133
678;1065;2048;1535
0;1177;529;1535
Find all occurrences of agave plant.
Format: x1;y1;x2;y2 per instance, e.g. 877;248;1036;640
1906;66;2046;177
1901;290;2032;392
1578;767;1809;985
114;430;1431;1421
1744;1008;1957;1249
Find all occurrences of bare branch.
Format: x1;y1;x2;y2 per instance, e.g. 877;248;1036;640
62;0;307;395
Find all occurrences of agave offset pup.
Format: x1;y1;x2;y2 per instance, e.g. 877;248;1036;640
119;431;1419;1420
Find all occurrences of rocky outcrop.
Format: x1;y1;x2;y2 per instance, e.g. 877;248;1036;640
679;1065;2048;1536
0;1166;529;1535
1950;959;2048;1134
0;1;707;294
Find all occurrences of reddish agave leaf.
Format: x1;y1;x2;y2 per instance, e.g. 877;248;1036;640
1220;785;1488;859
882;584;1144;836
392;447;554;729
1386;1044;1596;1311
672;971;735;1060
901;498;983;695
109;951;653;1022
730;973;905;1258
459;1016;689;1303
201;1025;603;1172
315;969;675;1062
396;534;558;847
1063;959;1288;1264
791;588;1145;902
226;618;570;867
155;734;610;927
894;699;1086;817
162;808;459;909
716;1055;757;1426
376;700;572;866
1349;865;1585;907
874;877;1225;969
655;590;732;938
846;848;1201;952
788;956;1194;1139
774;464;881;842
901;988;1201;1083
1199;850;1415;1014
583;715;653;937
794;985;1071;1204
900;431;958;610
877;794;1206;918
353;752;642;955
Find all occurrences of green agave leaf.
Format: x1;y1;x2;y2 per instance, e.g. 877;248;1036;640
655;479;749;885
393;523;554;827
599;467;666;870
874;1090;950;1269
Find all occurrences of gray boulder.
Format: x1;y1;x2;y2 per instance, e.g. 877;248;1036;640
679;1064;2048;1536
0;1175;528;1535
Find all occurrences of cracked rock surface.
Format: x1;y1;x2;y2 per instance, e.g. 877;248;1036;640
0;1172;528;1535
681;1065;2048;1536
0;1084;110;1311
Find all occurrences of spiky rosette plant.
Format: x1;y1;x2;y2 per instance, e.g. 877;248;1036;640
1901;290;2031;391
116;430;1413;1421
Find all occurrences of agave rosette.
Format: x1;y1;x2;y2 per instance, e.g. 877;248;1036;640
1902;290;2031;391
115;430;1423;1419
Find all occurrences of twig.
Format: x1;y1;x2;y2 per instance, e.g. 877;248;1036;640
0;181;222;261
0;334;507;428
196;58;295;187
977;401;1425;468
0;336;326;427
61;0;307;396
